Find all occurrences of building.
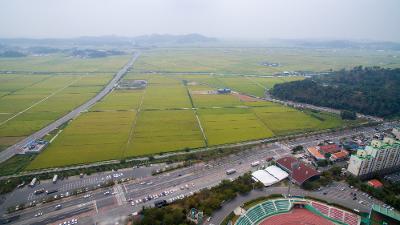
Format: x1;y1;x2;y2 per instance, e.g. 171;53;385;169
217;88;231;94
307;144;345;161
347;137;400;179
306;146;325;161
369;204;400;225
319;144;341;155
330;150;349;162
276;156;320;185
251;165;288;186
367;179;383;188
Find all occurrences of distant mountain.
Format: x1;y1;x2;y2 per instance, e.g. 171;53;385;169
267;39;400;50
0;50;26;58
0;34;218;48
132;33;217;45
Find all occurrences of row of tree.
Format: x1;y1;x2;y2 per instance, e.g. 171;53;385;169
271;66;400;118
133;173;263;225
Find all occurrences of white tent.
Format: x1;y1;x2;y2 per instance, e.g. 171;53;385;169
265;165;289;181
251;170;278;186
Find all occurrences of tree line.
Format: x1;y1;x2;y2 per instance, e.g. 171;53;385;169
271;66;400;118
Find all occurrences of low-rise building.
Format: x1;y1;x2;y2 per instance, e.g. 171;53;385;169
276;156;319;185
330;150;349;162
347;137;400;179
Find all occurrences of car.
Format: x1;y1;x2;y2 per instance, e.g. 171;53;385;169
104;191;110;195
34;212;43;217
207;217;212;222
323;192;328;195
353;197;357;200
131;202;135;206
55;204;62;210
340;188;345;191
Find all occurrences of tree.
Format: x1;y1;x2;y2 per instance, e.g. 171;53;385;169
291;145;304;153
340;110;357;120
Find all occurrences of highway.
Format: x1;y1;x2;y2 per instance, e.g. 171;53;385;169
1;122;395;225
0;52;140;164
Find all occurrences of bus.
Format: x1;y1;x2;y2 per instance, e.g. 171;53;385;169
52;174;58;184
226;169;236;175
29;178;37;187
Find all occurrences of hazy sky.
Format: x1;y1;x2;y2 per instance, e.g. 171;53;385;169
1;0;400;41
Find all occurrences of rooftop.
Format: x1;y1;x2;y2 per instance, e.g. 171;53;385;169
276;156;320;185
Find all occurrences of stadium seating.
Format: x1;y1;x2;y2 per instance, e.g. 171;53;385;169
274;199;291;211
246;205;266;223
261;201;276;214
234;198;359;225
236;215;252;225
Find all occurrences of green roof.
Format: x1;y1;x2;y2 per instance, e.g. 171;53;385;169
372;204;400;222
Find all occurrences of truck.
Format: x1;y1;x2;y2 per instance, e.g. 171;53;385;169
52;174;58;184
226;169;236;175
29;178;37;187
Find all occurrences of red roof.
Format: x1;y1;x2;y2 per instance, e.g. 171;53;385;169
368;179;383;188
319;144;340;154
331;150;349;159
276;156;320;185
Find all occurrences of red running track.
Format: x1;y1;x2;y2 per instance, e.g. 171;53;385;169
259;208;334;225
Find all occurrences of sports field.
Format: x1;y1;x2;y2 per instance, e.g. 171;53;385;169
0;54;130;151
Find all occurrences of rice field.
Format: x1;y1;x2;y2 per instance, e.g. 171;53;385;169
19;48;374;169
27;111;136;169
0;54;131;150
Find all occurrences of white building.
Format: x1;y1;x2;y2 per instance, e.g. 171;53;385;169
347;137;400;178
251;165;289;186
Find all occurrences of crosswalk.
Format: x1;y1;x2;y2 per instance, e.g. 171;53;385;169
113;185;126;206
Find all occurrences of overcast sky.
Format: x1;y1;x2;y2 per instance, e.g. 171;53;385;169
1;0;399;42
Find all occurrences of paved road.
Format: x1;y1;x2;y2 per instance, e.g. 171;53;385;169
0;52;140;164
1;122;396;224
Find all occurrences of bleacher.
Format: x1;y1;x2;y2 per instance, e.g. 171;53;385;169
274;199;291;211
235;215;252;225
235;198;360;225
261;201;276;213
246;205;266;223
235;199;292;225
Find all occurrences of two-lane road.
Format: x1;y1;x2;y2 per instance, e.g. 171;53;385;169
0;52;140;164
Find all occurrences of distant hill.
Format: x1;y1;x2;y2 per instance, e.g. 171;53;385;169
267;39;400;50
271;66;400;118
0;34;218;48
0;50;26;57
132;33;217;45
